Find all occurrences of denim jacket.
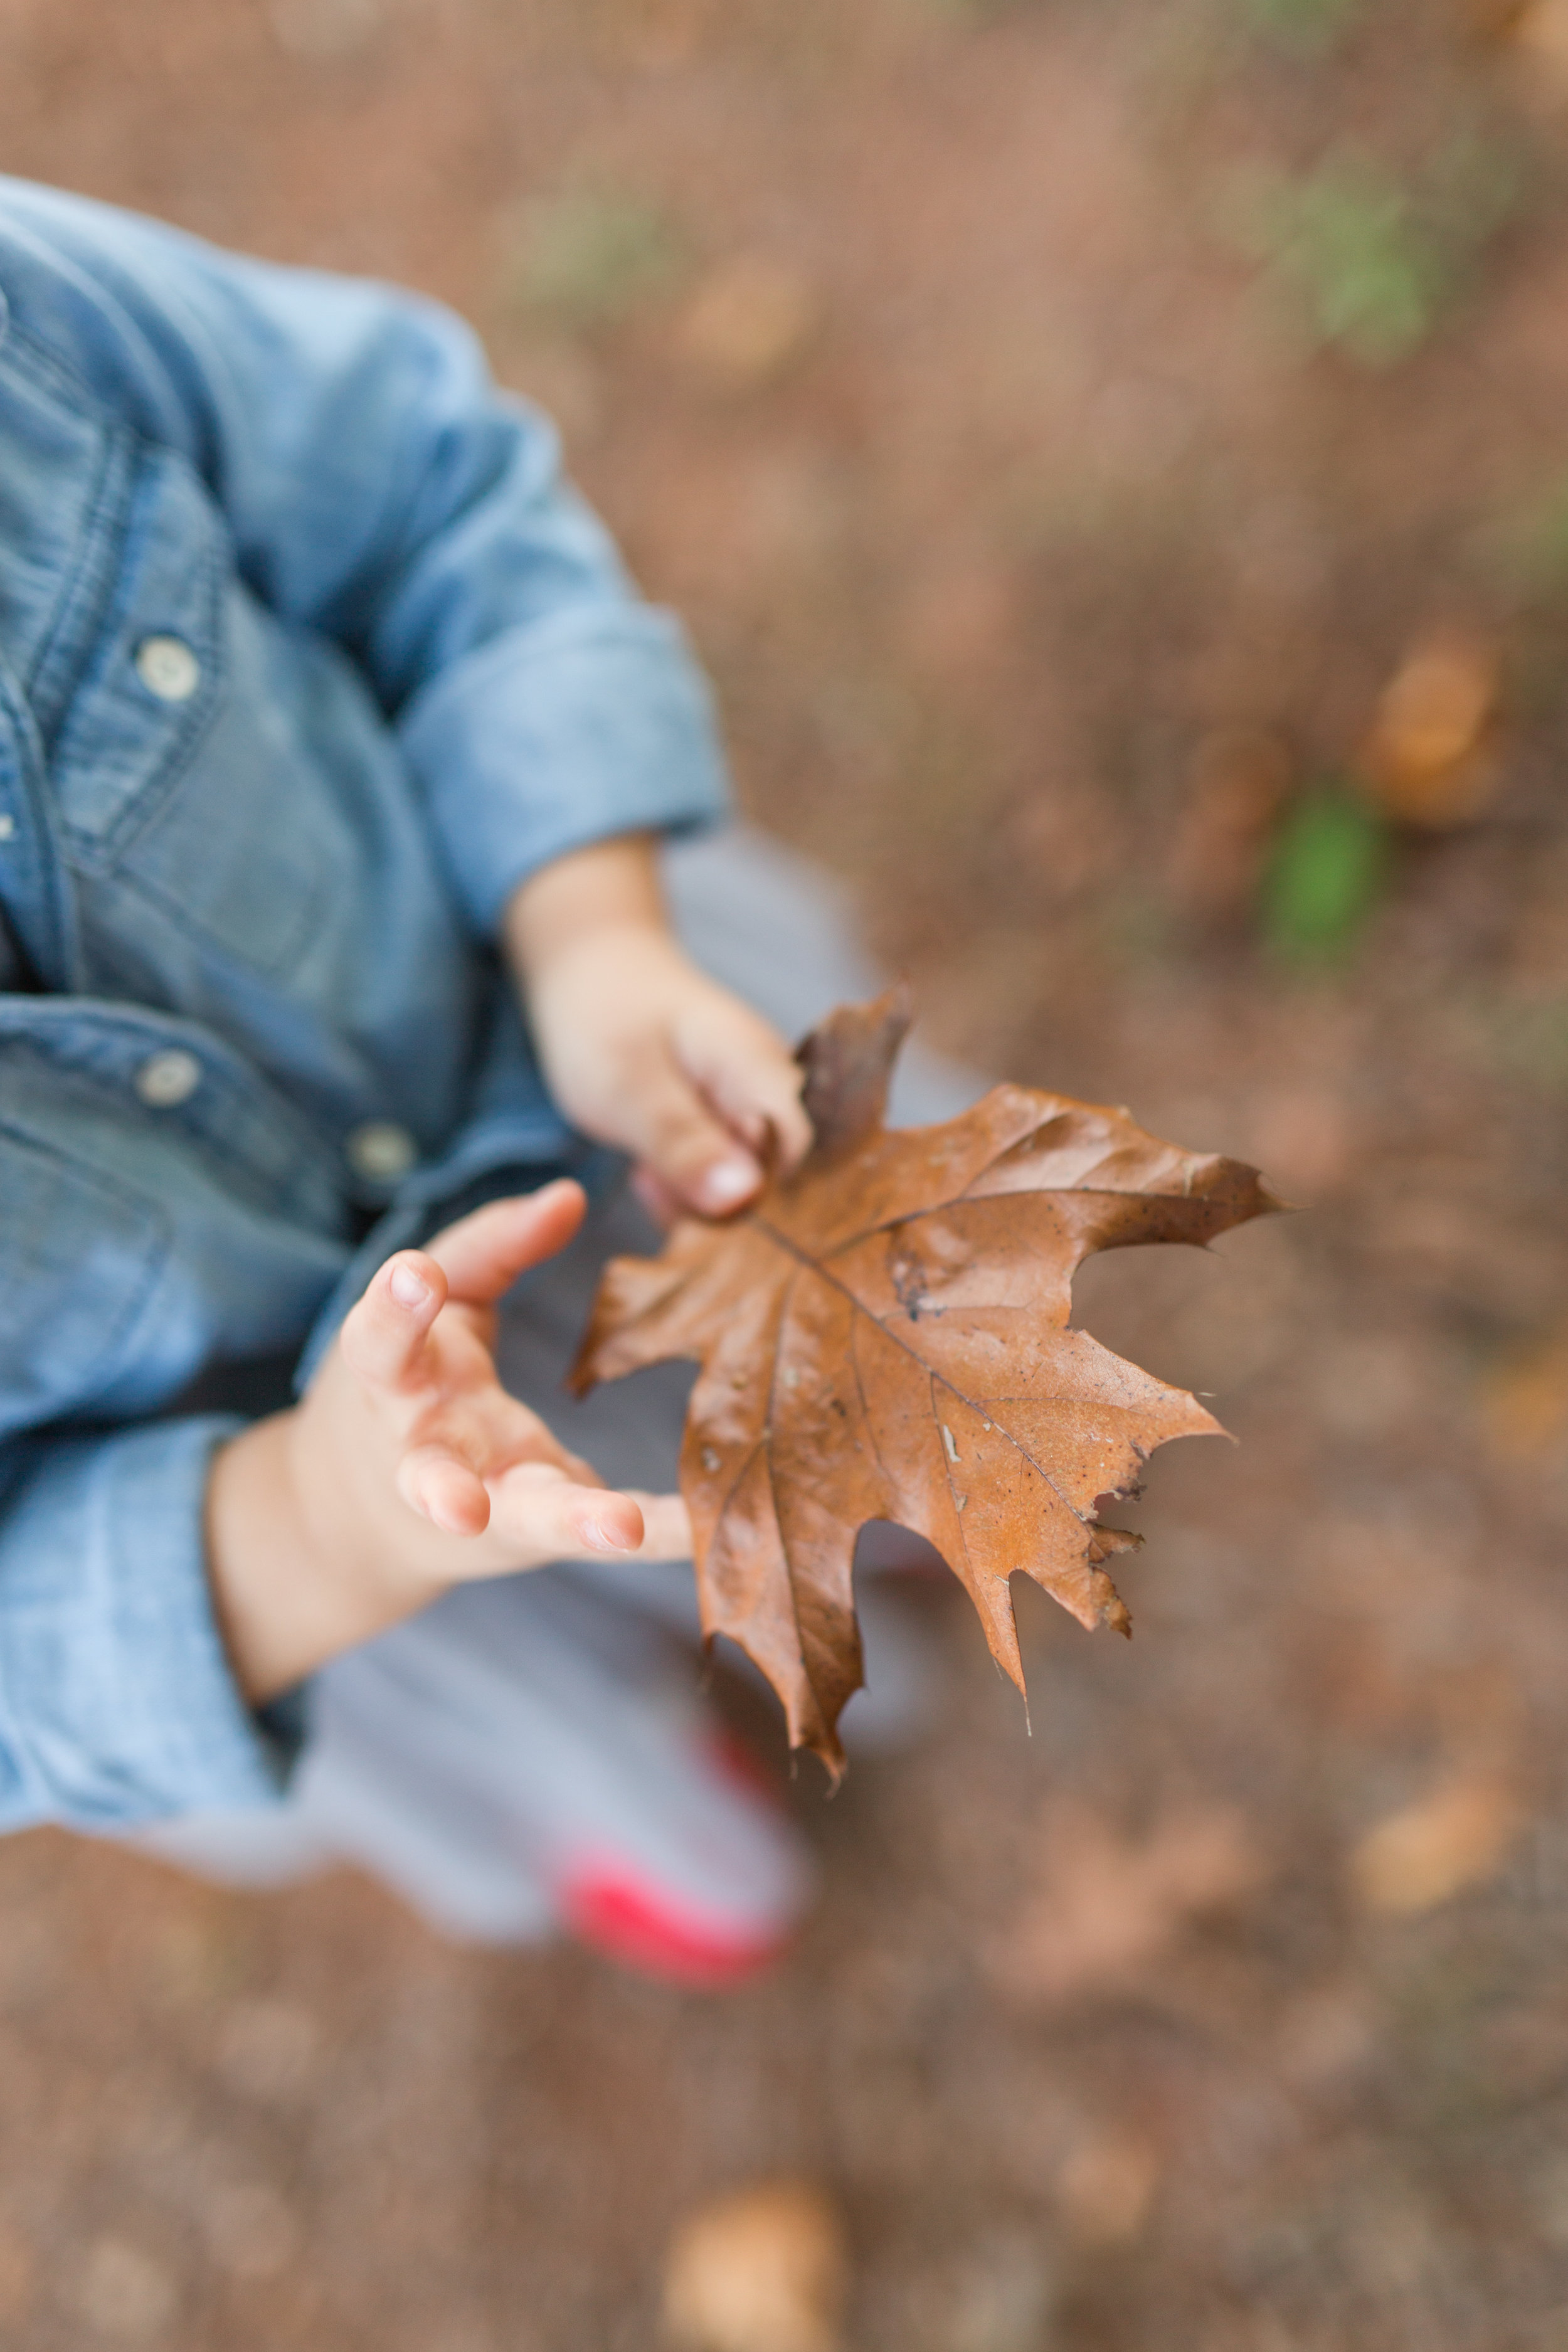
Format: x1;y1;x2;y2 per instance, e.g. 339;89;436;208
0;179;728;1831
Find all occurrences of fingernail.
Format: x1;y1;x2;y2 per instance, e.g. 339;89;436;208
699;1157;756;1212
583;1519;633;1554
389;1263;430;1309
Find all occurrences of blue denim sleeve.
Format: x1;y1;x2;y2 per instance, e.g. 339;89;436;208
0;1417;295;1830
0;176;729;933
0;1026;350;1830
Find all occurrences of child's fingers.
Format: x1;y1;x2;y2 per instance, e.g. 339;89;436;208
618;1490;695;1559
398;1443;491;1536
674;1007;814;1177
487;1464;692;1563
712;1061;813;1175
425;1180;588;1305
341;1250;448;1392
622;1048;763;1216
486;1461;644;1558
631;1163;686;1232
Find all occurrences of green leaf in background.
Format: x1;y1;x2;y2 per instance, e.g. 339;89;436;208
1260;789;1392;956
1242;0;1360;55
506;185;689;331
1231;136;1521;369
1245;159;1449;366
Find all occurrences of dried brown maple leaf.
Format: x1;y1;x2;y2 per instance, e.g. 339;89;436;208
571;990;1279;1772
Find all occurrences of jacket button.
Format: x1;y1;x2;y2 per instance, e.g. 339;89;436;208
346;1121;418;1182
134;1047;203;1108
134;635;202;702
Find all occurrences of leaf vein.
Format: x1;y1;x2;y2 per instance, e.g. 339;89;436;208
753;1214;1096;1527
809;1182;1212;1262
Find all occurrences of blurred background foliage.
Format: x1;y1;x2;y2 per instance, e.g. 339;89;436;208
443;0;1568;990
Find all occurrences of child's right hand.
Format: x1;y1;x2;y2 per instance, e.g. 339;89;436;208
205;1182;691;1705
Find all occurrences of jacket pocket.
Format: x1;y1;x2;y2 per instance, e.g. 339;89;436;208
50;443;349;980
0;1123;168;1436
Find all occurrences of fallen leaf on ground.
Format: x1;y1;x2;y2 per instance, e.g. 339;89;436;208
1356;628;1500;827
662;2181;847;2352
988;1799;1265;2005
675;255;820;388
1056;2129;1163;2245
1477;1329;1568;1464
1351;1777;1524;1915
1508;0;1568;90
572;992;1278;1769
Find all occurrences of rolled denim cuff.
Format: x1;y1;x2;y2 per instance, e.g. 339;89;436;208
399;602;731;936
0;1416;298;1830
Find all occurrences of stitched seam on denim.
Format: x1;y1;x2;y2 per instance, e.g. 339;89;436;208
25;425;135;748
0;661;77;990
0;332;130;738
0;312;122;425
0;1113;174;1385
53;529;227;863
0;1017;347;1224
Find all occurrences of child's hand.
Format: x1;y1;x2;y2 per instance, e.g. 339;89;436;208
527;926;813;1221
206;1183;691;1703
506;836;812;1218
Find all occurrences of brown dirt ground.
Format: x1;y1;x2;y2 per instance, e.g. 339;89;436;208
3;1;1568;2345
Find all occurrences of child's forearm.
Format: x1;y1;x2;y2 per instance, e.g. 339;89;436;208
503;831;669;984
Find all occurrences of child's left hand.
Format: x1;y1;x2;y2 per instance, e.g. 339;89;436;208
506;835;813;1219
206;1182;693;1703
